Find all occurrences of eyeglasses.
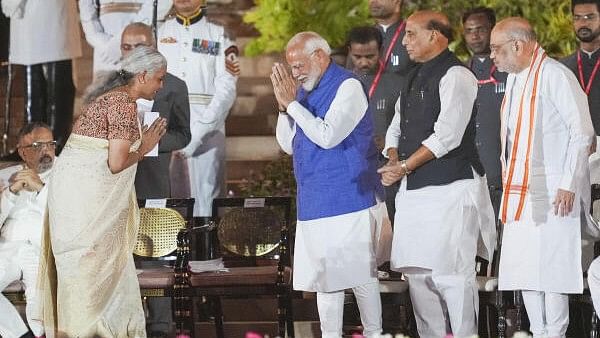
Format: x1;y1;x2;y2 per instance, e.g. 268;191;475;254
574;13;599;21
490;39;515;54
120;42;153;51
19;140;57;151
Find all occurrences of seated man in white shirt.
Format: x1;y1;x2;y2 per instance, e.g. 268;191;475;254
0;122;56;338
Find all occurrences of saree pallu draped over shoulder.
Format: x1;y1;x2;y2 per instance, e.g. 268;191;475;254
34;133;146;337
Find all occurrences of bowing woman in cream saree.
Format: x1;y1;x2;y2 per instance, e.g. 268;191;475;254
35;84;167;336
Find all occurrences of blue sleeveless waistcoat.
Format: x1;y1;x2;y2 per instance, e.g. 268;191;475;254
293;63;381;221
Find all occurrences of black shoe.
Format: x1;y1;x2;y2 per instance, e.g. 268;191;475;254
19;331;35;338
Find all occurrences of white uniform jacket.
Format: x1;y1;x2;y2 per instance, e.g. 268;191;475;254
79;0;171;73
2;0;81;65
157;16;237;216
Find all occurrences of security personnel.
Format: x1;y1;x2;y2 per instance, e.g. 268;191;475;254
2;0;82;152
562;0;600;135
157;0;238;217
79;0;172;73
366;0;416;224
462;7;507;217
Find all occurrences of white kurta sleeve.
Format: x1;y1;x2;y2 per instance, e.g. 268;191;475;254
286;78;368;149
422;66;478;158
382;98;402;157
78;0;112;49
0;188;17;229
548;65;595;192
275;113;296;155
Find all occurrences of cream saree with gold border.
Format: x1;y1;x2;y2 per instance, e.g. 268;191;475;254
35;133;146;337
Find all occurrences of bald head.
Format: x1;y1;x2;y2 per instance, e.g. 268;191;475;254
493;17;537;43
285;32;332;91
121;22;155;57
490;17;538;73
402;10;453;63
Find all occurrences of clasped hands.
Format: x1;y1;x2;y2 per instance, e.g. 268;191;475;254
140;117;167;155
270;63;297;111
377;154;406;187
8;166;44;194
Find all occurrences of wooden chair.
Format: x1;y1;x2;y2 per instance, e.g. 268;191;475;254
135;198;195;336
476;186;521;338
181;196;295;338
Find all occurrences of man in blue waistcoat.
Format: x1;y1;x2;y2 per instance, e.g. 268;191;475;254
271;31;392;338
378;11;496;338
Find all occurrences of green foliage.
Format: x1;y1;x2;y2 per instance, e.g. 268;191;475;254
239;153;297;219
406;0;576;59
239;153;296;198
243;0;373;56
243;0;577;59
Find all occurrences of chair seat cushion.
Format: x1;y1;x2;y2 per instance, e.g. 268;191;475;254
2;280;25;293
137;266;175;289
476;276;498;292
189;265;292;287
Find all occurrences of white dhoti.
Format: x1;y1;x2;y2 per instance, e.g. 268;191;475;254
391;171;496;338
0;241;43;337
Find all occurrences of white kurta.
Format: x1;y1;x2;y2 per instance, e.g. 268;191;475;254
158;17;237;217
79;0;170;73
498;59;594;294
383;66;497;274
0;168;51;337
276;79;392;292
2;0;81;65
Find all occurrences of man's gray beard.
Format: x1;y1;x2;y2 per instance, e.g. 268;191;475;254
37;156;53;173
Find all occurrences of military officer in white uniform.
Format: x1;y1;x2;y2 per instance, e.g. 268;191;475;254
2;0;82;151
79;0;172;73
158;0;237;217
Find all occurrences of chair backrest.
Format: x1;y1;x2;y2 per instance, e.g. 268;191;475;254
134;198;195;258
211;197;293;266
